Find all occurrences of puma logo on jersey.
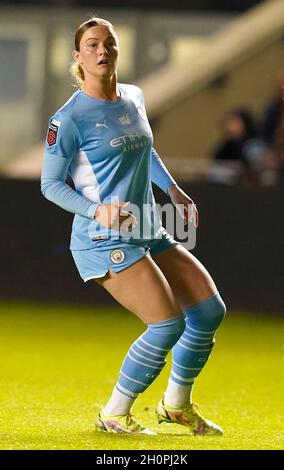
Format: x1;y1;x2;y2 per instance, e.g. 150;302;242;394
96;121;108;129
119;114;131;125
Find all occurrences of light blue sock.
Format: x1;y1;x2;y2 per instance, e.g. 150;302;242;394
116;315;185;399
170;293;226;389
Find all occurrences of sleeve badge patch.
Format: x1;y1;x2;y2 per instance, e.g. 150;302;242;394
47;119;61;146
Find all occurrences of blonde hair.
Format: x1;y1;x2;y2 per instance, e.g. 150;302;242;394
70;16;116;87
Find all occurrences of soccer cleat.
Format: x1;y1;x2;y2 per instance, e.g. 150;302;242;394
156;398;223;436
95;411;157;435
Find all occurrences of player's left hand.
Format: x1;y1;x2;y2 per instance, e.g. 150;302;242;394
168;184;199;228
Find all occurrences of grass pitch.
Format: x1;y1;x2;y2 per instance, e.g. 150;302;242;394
0;301;283;450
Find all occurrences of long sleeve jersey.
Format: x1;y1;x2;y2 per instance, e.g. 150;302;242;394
41;83;176;250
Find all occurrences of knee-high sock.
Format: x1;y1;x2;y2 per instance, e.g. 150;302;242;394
164;293;226;408
103;314;185;416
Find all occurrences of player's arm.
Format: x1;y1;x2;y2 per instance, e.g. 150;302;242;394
151;147;198;227
138;86;198;226
41;114;99;219
151;147;177;194
136;86;178;194
41;114;136;228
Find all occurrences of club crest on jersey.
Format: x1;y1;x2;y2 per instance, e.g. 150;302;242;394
119;114;131;125
110;249;125;264
47;119;60;146
137;106;147;120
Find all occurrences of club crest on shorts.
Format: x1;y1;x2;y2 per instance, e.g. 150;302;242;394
110;249;125;264
47;119;60;146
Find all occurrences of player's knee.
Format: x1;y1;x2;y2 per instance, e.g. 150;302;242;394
148;314;186;348
169;315;186;339
187;293;226;332
210;294;226;328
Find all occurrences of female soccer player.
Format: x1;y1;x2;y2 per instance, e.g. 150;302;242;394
41;17;226;435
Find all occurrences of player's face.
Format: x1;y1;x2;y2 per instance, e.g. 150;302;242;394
75;25;119;79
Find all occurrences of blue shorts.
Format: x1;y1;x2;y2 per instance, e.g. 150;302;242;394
71;229;179;282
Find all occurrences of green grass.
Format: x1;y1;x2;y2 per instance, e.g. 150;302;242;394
0;301;283;450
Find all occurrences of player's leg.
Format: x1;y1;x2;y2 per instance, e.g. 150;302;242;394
94;253;186;434
95;251;181;323
151;243;226;435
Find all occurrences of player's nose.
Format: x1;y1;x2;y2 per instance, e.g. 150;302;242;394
97;44;108;55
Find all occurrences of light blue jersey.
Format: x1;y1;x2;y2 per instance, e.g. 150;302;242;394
41;84;176;250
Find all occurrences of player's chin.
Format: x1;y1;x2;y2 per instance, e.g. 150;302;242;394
96;64;114;73
95;68;115;79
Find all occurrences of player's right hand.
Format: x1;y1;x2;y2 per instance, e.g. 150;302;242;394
95;202;138;231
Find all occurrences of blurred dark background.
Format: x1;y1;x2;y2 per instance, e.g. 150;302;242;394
0;1;263;12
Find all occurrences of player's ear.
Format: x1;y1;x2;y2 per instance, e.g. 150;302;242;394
72;50;81;64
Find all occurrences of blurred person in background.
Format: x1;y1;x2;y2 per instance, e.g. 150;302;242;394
262;70;284;184
41;16;227;436
208;107;277;187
